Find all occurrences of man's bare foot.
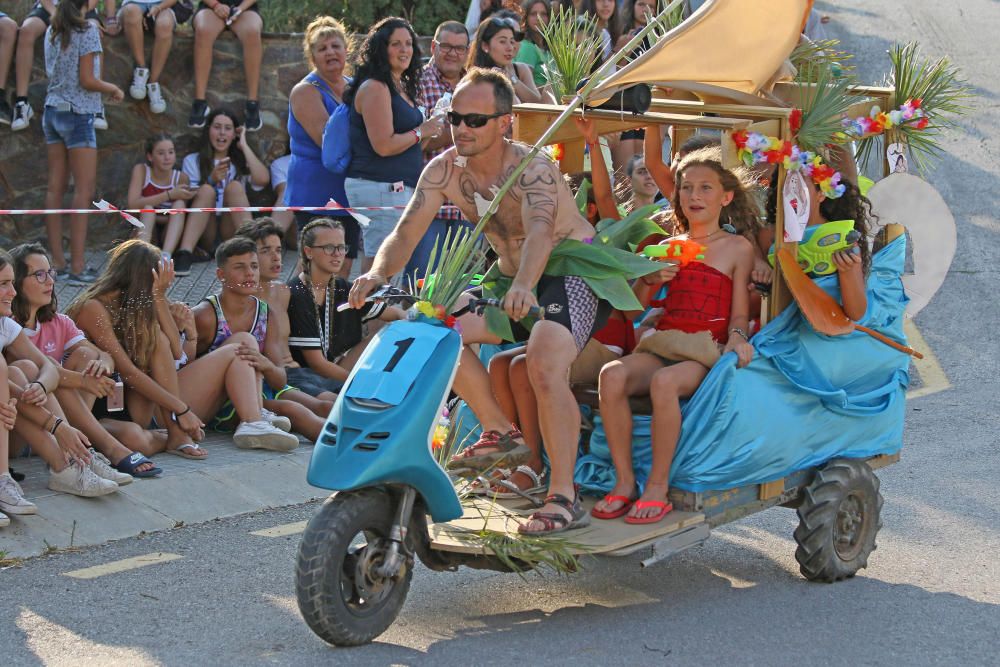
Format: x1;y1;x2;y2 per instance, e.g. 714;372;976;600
627;481;671;521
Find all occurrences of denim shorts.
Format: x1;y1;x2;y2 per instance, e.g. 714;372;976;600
343;177;414;258
43;107;97;149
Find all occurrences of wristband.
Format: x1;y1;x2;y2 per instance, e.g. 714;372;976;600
50;417;64;435
31;380;47;394
729;327;749;342
176;405;191;418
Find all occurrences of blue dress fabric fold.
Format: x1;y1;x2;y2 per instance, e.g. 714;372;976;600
576;236;911;494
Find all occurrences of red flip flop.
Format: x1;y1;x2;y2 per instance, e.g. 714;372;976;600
591;494;636;520
624;500;673;525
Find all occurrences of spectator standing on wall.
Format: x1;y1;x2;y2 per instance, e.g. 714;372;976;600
119;0;188;114
285;16;356;275
11;1;117;132
42;0;124;285
343;17;444;274
0;11;17;125
188;0;263;131
405;20;472;283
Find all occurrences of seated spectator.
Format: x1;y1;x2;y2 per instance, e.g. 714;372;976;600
12;0;116;132
189;0;263;131
120;0;187;114
127;133;195;257
344;17;444;272
286;16;355;272
67;239;295;455
178;108;269;275
514;0;554;89
234;219;334;415
0;11;16;124
406;20;473;284
267;145;294;247
192;237;322;441
580;0;620;61
468;16;545;104
10;242;163;478
0;249;120;501
287;219;404;391
42;0;125;285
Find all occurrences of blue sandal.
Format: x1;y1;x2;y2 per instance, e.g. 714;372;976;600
114;452;163;478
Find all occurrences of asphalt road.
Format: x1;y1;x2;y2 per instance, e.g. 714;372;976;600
3;0;999;664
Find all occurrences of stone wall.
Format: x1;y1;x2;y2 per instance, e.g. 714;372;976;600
1;30;312;246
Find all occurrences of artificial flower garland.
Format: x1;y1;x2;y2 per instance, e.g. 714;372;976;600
732;130;847;198
732;98;929;198
412;300;461;331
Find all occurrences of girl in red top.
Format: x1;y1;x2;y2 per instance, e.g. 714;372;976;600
127;133;195;258
593;150;757;524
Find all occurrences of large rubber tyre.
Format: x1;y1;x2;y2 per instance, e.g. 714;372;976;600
793;459;884;583
296;489;413;646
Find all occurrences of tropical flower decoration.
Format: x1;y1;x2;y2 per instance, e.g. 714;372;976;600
732;130;846;198
838;98;928;139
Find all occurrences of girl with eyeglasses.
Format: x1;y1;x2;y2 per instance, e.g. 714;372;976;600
469;16;545;104
285;219;404;395
9;243;164;480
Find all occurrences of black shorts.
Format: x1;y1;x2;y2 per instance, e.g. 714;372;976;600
294;211;361;260
28;5;100;25
505;275;611;353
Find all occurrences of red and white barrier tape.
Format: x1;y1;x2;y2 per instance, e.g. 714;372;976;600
0;199;439;219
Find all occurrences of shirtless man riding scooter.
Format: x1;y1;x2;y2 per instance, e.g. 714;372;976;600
349;68;651;535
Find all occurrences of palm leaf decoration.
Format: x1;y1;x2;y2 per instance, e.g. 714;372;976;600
641;0;687;46
790;38;855;81
539;6;605;101
856;42;973;174
793;62;856;153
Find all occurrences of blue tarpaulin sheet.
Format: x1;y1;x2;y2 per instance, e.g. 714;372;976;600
576;236;911;493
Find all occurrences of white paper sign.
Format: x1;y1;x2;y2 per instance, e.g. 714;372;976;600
782;170;811;242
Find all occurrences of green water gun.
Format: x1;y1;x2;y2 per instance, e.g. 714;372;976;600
768;219;861;276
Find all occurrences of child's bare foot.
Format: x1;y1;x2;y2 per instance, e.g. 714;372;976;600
593;478;638;516
627;481;672;521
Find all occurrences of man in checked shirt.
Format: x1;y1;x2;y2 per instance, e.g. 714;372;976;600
406;20;475;284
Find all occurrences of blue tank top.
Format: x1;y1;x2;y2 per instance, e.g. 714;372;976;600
285;72;351;214
346;83;424;188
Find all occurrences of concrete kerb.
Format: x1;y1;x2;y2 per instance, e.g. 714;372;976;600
0;433;326;560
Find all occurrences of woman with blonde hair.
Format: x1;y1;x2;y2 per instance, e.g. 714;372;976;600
286;16;359;276
68;240;298;457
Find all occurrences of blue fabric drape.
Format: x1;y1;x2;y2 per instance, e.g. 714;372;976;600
576;236;911;493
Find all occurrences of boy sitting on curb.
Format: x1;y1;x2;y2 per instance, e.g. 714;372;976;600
191;237;321;443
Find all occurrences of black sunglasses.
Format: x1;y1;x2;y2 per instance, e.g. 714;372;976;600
446;111;507;128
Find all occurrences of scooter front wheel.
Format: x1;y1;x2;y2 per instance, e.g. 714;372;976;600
296;488;413;646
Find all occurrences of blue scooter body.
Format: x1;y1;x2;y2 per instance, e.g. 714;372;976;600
307;319;464;523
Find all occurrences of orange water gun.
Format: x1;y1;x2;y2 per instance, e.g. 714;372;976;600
642;239;707;267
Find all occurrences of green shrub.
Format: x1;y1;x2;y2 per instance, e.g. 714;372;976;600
259;0;468;36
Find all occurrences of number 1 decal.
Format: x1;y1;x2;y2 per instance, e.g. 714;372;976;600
383;337;415;373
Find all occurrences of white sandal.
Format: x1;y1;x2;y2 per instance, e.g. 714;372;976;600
493;465;547;504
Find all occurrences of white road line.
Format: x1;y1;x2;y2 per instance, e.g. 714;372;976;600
904;318;951;399
63;552;183;580
250;521;307;538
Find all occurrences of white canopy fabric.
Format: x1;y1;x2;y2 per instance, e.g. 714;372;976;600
586;0;809;106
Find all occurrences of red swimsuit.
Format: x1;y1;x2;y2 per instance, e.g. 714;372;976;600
651;262;733;344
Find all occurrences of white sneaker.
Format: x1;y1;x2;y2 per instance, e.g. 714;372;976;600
88;449;134;486
261;408;292;433
130;67;149;99
94;111;108;131
0;472;38;515
0;509;9;527
48;461;119;497
147;82;166;114
11;101;33;131
233;420;299;452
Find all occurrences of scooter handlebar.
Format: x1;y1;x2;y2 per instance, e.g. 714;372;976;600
472;298;545;320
